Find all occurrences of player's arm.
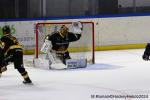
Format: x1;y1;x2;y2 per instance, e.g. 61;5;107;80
68;32;81;42
143;43;150;61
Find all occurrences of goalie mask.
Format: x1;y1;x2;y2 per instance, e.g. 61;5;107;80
60;25;69;37
2;25;11;35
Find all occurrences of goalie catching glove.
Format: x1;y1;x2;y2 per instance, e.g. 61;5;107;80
69;21;83;34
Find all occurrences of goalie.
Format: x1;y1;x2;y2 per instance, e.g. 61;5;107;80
40;21;87;69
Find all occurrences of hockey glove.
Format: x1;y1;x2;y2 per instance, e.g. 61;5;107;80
70;21;83;34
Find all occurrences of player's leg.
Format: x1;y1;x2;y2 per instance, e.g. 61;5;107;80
0;62;7;77
33;51;67;70
0;48;7;76
62;51;71;64
47;52;67;69
47;50;87;69
16;64;32;84
13;49;32;84
39;39;66;69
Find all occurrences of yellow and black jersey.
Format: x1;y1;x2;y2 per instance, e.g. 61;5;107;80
0;34;22;53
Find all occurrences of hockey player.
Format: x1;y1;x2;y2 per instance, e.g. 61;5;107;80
0;25;32;84
45;24;81;64
142;43;150;61
40;21;87;69
0;41;7;77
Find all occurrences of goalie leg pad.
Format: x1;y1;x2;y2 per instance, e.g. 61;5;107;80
66;59;87;69
34;52;68;70
50;63;67;70
40;40;52;53
47;52;68;69
33;58;67;70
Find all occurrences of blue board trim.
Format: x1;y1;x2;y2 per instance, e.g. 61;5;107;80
0;13;150;22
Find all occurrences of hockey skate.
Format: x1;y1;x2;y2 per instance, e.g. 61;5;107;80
0;66;7;77
1;66;7;72
23;77;33;85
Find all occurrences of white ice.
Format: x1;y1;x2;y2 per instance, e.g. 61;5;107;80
0;49;150;100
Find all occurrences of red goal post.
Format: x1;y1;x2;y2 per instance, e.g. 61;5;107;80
35;21;95;64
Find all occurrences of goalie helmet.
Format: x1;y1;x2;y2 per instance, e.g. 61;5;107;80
60;25;69;37
2;25;11;34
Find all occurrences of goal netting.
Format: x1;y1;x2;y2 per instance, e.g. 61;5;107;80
34;21;95;67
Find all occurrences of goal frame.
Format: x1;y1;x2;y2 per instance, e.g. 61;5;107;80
35;21;95;64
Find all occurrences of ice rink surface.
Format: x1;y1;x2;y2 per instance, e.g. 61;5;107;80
0;49;150;100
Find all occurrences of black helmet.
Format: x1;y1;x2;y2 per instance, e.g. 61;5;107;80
2;25;11;34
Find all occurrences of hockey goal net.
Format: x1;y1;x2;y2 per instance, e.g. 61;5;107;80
35;21;95;64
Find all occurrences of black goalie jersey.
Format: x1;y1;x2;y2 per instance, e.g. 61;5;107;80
45;32;81;51
45;31;81;64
